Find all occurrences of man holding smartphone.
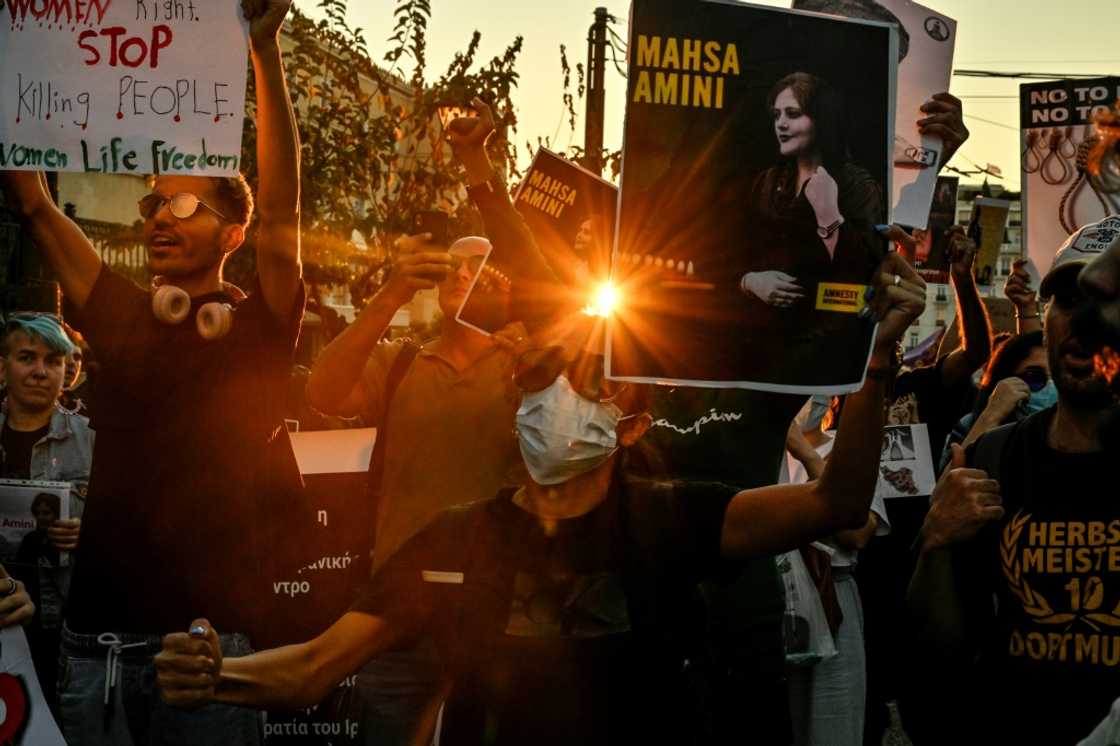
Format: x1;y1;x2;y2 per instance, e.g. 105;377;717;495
306;100;555;746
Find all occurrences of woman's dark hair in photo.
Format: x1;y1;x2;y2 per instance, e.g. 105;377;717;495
767;72;850;178
31;492;61;517
971;330;1045;417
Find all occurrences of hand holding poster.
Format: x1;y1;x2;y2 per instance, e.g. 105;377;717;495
1020;77;1120;279
0;0;249;175
792;0;956;229
607;0;896;393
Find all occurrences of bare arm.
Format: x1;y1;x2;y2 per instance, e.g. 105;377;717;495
245;0;302;320
722;253;926;559
721;361;888;558
306;240;451;416
1;171;101;308
941;227;991;385
157;612;405;711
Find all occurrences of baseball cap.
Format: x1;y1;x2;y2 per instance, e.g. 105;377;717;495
1040;216;1120;299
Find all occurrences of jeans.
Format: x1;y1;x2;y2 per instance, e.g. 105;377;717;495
347;640;445;746
59;624;263;746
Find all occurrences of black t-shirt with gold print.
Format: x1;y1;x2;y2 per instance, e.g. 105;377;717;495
959;408;1116;744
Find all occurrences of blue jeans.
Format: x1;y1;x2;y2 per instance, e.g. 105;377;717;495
59;624;263;746
347;640;445;746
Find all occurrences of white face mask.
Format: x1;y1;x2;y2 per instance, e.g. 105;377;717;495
515;375;623;486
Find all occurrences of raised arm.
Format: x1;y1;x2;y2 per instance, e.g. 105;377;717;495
720;253;926;559
446;100;560;329
941;226;992;384
1;171;102;309
307;238;451;416
244;0;302;319
157;612;404;711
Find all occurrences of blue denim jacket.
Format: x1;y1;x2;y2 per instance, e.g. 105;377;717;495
0;404;94;519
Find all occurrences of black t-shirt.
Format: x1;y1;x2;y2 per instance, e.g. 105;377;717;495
64;266;304;635
352;479;737;746
0;422;50;479
628;386;802;672
955;409;1116;744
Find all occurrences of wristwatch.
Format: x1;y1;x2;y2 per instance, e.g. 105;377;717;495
817;217;844;239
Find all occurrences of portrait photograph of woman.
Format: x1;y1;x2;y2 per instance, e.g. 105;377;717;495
609;0;896;392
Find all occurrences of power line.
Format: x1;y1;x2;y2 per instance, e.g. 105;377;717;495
963;113;1019;131
954;69;1107;80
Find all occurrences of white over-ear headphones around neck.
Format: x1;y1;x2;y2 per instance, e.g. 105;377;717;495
150;278;237;340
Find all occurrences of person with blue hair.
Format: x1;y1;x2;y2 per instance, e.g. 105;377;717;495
0;311;92;705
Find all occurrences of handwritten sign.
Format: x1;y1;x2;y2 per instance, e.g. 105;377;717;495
0;0;249;175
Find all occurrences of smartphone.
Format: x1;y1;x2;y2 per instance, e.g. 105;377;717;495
412;210;450;246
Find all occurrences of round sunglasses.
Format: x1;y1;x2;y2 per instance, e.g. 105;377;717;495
138;192;229;222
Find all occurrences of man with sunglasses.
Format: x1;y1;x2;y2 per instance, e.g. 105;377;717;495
909;217;1120;744
154;253;926;745
1;1;303;743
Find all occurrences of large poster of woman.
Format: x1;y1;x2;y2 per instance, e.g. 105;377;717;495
607;0;897;393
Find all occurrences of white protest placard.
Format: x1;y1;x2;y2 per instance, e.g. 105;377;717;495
876;424;936;499
0;625;66;745
0;479;70;567
0;0;249;175
792;0;956;229
288;428;377;475
1020;77;1120;280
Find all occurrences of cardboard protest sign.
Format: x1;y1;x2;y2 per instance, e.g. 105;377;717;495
1;0;249;175
913;175;957;284
876;424;936;498
1020;77;1120;279
792;0;955;229
457;149;617;335
969;197;1011;286
0;480;69;567
607;0;896;394
0;626;66;746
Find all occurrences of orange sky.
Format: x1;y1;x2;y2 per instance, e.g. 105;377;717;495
310;0;1120;191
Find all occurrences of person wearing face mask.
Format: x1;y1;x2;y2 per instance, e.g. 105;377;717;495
909;218;1120;745
936;331;1054;471
153;251;926;745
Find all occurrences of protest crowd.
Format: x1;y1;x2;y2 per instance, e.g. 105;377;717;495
1;0;1119;744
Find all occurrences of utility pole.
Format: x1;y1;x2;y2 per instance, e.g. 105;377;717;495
583;7;609;176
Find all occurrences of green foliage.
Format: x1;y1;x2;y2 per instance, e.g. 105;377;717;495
239;0;524;284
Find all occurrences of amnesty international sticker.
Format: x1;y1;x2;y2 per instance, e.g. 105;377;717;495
815;283;868;313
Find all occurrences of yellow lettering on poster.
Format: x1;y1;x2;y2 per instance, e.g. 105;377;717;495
630;35;742;110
